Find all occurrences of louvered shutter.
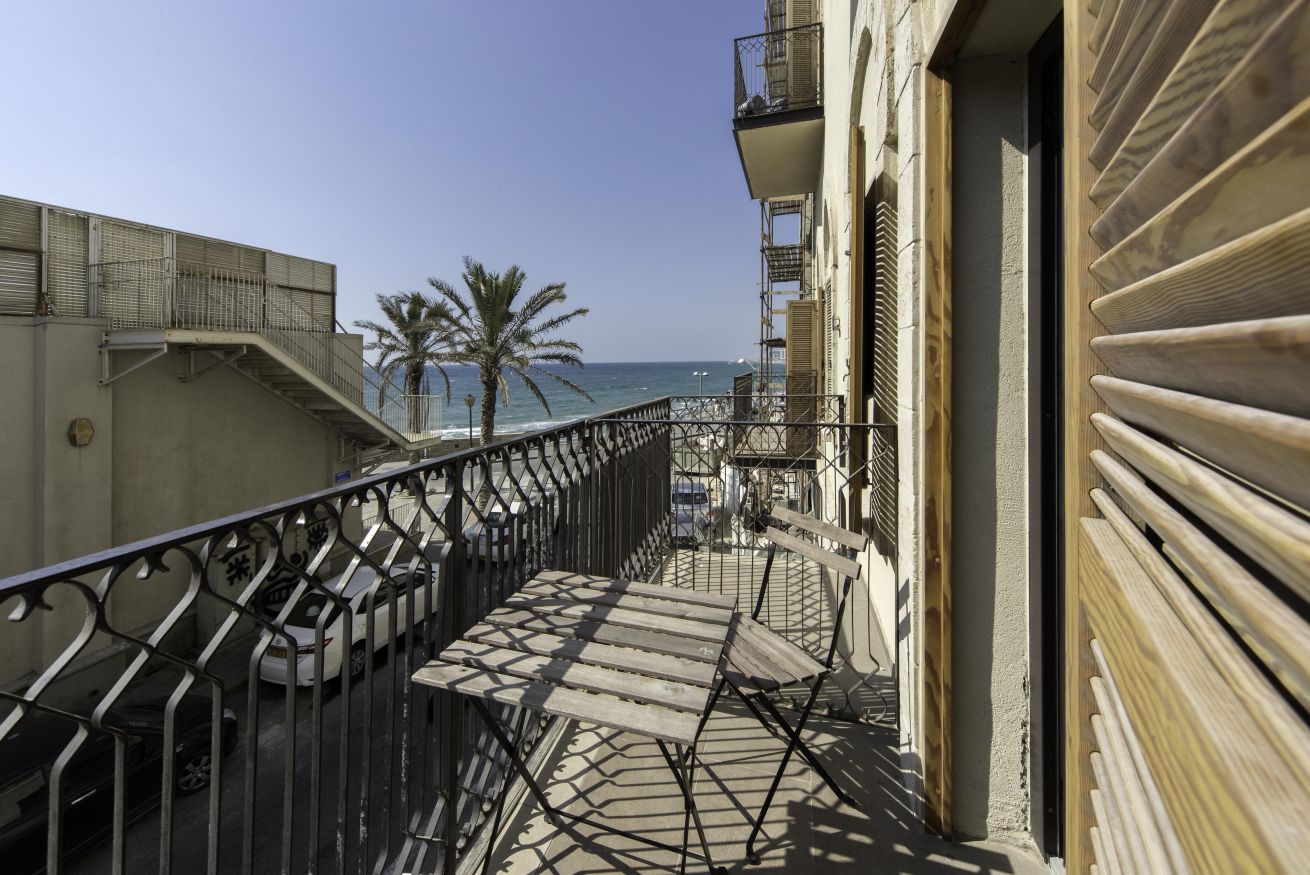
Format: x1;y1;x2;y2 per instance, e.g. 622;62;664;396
785;0;818;108
47;210;87;316
1065;0;1310;873
99;220;166;328
0;198;41;315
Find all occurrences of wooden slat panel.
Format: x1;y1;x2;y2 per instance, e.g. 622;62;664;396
500;595;727;645
1088;0;1218;164
1089;728;1153;873
412;660;700;745
1087;0;1169;132
1089;0;1145;93
1079;518;1310;872
764;527;862;579
1091;97;1310;288
1090;824;1118;875
1089;765;1133;872
1091;315;1310;419
1092;2;1310;248
1091;701;1171;873
734;616;824;681
1092;207;1310;334
1090;0;1293;207
532;569;736;609
1091;376;1310;510
1094;414;1310;599
516;580;732;626
1088;0;1121;54
463;622;717;687
770;505;869;552
440;641;707;713
1090;640;1192;874
1092;454;1310;708
482;608;723;664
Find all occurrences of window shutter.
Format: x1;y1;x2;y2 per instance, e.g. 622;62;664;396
47;210;87;317
1066;0;1310;872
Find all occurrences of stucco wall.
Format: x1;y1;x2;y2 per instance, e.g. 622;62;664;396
810;0;1035;849
949;54;1032;844
0;320;341;695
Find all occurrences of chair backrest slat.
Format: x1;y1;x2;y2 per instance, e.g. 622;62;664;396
764;526;862;580
769;505;869;553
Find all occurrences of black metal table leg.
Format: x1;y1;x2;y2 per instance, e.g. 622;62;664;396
657;739;727;875
468;698;560;827
480;705;532;875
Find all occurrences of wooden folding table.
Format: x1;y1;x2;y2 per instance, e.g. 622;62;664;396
414;569;735;874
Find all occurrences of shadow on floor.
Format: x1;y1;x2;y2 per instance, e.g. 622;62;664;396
483;697;1043;875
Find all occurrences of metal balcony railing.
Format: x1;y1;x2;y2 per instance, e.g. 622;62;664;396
0;396;893;875
90;258;443;441
734;23;824;120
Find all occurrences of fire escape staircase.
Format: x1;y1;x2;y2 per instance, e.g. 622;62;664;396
94;260;441;456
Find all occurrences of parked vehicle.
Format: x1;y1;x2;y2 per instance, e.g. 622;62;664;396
258;552;440;687
0;696;238;870
671;481;713;546
462;500;525;562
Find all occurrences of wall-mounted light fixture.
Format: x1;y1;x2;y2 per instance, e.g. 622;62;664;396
68;418;95;447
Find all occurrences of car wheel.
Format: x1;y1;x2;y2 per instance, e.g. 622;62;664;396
176;751;213;794
348;642;368;679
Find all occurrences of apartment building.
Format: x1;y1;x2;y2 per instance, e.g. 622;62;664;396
733;0;1310;870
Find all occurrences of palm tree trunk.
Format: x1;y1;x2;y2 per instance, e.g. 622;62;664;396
405;365;423;436
479;370;497;446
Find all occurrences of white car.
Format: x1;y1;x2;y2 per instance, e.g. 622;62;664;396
462;501;525;562
259;554;439;686
671;481;713;546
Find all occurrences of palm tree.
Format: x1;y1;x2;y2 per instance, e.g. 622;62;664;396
428;257;592;447
354;292;454;434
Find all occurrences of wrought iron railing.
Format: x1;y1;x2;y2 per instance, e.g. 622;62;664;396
733;23;824;120
90;258;442;441
0;395;893;874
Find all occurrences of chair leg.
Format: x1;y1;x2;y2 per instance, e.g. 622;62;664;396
743;679;824;866
756;687;860;809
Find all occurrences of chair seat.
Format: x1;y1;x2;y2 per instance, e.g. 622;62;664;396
720;615;825;697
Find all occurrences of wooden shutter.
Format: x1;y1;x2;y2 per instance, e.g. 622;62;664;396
785;298;819;375
1064;0;1310;872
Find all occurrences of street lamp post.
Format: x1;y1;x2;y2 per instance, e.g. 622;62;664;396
464;394;475;444
692;370;708;396
736;358;762;394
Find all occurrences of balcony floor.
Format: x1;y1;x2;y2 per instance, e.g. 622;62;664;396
484;550;1044;874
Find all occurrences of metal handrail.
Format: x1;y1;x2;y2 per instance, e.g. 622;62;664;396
0;395;893;873
733;22;823;119
91;258;442;437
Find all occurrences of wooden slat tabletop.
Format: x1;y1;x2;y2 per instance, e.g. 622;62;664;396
413;571;736;747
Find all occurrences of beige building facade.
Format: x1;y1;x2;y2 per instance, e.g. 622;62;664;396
0;195;424;700
734;0;1310;870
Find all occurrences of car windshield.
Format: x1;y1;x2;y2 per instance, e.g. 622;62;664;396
284;593;341;628
672;491;708;505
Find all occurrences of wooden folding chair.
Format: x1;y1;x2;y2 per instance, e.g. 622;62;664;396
708;504;869;865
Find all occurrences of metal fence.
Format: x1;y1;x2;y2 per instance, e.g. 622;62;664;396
733;23;823;119
0;395;893;874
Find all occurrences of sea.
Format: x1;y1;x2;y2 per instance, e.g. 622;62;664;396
420;361;751;438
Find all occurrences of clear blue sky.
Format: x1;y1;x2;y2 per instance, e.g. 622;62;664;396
1;1;765;362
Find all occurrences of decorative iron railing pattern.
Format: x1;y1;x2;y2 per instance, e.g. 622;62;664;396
733;23;824;120
0;395;894;874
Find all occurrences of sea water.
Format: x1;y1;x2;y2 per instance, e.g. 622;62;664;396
416;361;752;438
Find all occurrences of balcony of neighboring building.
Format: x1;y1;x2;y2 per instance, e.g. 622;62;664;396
733;23;824;200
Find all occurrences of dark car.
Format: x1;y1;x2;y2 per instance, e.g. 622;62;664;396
0;696;238;871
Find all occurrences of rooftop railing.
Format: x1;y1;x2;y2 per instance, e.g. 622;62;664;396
0;395;891;874
733;23;824;120
90;258;442;441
